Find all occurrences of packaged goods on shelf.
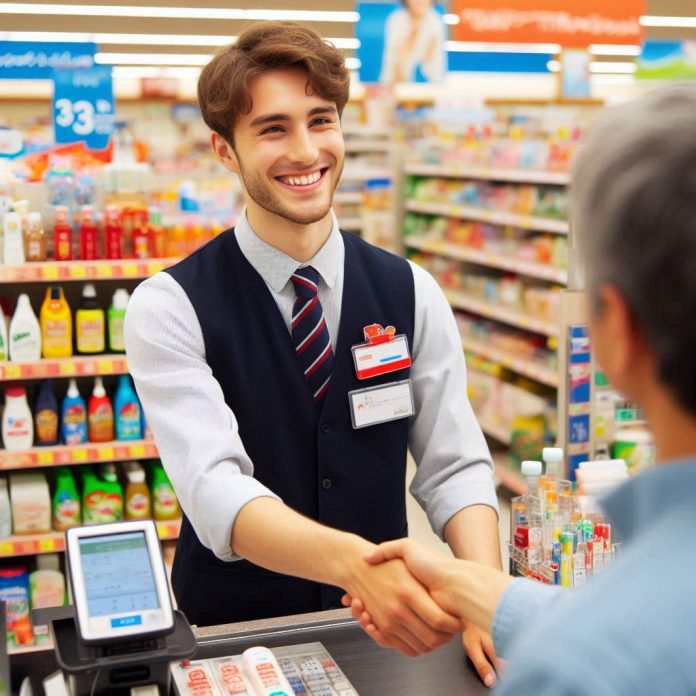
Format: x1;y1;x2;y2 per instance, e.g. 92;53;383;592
9;473;51;535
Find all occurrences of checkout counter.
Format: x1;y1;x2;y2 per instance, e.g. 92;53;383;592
13;608;488;695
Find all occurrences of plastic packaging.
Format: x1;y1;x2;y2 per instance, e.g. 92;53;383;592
29;565;66;646
107;289;129;352
53;205;73;261
9;294;41;362
2;385;33;450
0;478;12;537
34;379;59;446
124;461;152;520
81;465;123;524
25;211;47;262
542;446;564;480
75;283;105;354
9;472;51;534
114;375;142;440
40;285;72;358
150;461;181;520
78;205;98;260
3;211;25;265
61;378;88;445
52;467;81;531
88;376;114;442
0;567;34;647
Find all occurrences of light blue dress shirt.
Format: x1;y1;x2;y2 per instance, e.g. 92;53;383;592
493;460;696;695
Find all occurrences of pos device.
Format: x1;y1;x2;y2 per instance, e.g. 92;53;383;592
50;520;196;696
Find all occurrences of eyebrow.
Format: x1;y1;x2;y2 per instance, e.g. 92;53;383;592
249;105;338;128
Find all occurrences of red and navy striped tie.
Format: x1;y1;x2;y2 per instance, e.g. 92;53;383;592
291;266;334;401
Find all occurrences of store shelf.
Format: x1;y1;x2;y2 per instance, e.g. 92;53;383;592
444;289;559;338
405;200;569;235
345;140;394;153
334;191;364;205
0;355;128;382
342;168;393;183
492;453;527;495
341;216;363;231
405;163;570;186
0;519;181;558
0;440;157;470
406;236;567;284
460;335;559;388
0;258;179;284
480;419;512;445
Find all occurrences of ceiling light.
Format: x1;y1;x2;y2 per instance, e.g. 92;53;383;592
96;52;212;66
640;15;696;28
447;41;560;54
0;4;358;21
589;44;641;56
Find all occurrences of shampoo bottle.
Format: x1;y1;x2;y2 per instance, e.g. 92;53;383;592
2;386;33;450
61;379;87;445
34;380;59;446
3;212;25;265
88;377;114;443
114;375;142;440
9;294;41;362
75;284;105;354
40;285;72;359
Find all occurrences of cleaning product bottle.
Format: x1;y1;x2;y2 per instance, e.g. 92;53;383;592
78;205;98;260
107;289;129;353
88;377;114;443
150;461;181;520
34;379;59;446
124;462;152;520
114;375;142;440
2;386;33;450
9;294;41;361
81;465;123;524
3;211;25;265
0;478;11;537
25;212;47;262
52;467;81;531
40;285;72;359
52;205;72;261
61;379;87;445
104;205;123;259
75;284;105;354
29;554;66;646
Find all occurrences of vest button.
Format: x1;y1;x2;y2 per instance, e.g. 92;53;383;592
322;478;332;490
320;423;332;435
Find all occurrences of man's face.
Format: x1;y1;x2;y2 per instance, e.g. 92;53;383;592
228;68;344;226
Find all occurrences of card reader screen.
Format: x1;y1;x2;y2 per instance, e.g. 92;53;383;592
79;531;159;619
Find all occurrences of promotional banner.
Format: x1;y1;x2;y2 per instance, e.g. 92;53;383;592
357;2;447;83
637;41;696;80
53;67;115;150
452;0;644;47
0;42;95;79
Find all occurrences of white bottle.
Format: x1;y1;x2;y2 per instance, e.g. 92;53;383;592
3;211;25;265
0;307;8;361
0;478;11;537
2;386;34;450
542;447;564;481
9;294;41;361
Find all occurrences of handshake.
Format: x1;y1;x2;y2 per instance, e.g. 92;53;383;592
338;538;512;688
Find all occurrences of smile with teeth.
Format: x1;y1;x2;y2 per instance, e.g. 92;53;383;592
277;169;324;187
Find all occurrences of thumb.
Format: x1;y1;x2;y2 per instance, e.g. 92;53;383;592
363;540;408;565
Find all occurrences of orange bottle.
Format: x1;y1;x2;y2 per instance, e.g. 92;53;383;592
87;377;114;443
53;206;72;261
124;462;152;520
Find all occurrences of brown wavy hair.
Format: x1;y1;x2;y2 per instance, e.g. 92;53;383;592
198;21;351;144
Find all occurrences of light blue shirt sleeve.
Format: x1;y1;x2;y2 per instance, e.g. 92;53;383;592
493;578;567;658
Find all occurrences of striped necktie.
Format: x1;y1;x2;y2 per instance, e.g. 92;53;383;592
291;266;334;401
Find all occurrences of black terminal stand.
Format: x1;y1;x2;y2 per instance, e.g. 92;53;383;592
50;610;196;696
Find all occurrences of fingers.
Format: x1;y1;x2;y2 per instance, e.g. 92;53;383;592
462;626;497;688
362;539;408;565
481;630;504;674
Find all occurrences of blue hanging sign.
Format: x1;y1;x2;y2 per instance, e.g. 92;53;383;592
0;41;95;79
53;67;115;150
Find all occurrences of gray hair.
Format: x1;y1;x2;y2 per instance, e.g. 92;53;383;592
572;85;696;413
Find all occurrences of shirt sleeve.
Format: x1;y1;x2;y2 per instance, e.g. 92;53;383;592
492;578;567;658
124;272;281;562
406;260;499;540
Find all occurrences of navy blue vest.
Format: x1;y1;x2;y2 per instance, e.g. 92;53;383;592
166;229;415;626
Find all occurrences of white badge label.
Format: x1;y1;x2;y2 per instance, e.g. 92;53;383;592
352;334;412;380
348;379;414;429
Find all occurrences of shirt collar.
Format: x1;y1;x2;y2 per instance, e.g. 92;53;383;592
600;458;696;543
235;207;343;293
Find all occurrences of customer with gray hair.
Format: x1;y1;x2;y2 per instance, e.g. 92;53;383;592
345;85;696;694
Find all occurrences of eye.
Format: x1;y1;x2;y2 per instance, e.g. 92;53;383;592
260;125;284;135
311;117;333;127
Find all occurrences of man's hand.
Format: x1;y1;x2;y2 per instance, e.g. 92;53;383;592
341;554;461;657
461;620;503;688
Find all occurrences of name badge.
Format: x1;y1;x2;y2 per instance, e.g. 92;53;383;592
352;324;412;380
348;380;415;429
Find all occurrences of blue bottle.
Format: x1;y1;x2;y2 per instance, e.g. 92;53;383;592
61;378;87;445
114;375;142;441
35;379;59;446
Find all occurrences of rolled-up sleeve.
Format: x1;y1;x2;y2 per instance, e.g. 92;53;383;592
407;261;499;540
124;272;281;561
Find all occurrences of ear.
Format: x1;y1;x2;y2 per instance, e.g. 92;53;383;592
211;132;240;174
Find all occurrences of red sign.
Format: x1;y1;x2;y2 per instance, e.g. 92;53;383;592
452;0;645;47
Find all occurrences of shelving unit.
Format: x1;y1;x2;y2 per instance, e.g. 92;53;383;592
0;355;129;381
405;163;570;186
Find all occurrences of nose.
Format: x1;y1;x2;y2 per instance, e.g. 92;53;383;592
287;125;319;166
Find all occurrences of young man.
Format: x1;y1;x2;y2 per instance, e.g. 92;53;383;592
349;86;696;694
125;21;501;683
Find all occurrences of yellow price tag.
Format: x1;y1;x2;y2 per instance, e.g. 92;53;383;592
130;444;146;459
0;543;13;556
70;265;87;279
148;262;164;275
123;264;139;277
37;451;54;466
43;266;60;281
39;538;56;553
97;360;113;373
97;264;114;279
4;365;21;379
98;447;114;461
59;361;75;376
72;449;88;463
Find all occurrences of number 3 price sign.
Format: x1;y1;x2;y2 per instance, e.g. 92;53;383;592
53;66;115;150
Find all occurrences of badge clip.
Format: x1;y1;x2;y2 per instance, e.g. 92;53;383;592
352;324;412;380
